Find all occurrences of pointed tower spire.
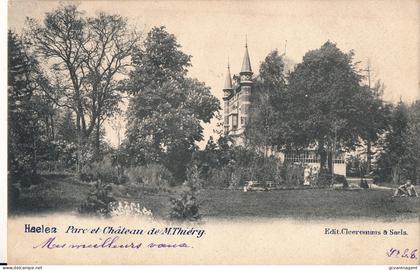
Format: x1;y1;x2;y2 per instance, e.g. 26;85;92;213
223;59;232;90
241;37;252;73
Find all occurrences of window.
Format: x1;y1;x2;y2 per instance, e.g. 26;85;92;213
284;151;320;164
333;153;345;164
232;115;238;129
243;104;250;114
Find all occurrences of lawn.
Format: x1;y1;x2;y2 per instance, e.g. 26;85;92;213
10;174;420;221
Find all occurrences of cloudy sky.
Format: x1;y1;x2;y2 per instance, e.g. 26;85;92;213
8;0;419;146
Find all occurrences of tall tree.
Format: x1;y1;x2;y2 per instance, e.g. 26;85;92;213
287;41;366;172
8;30;38;183
376;101;409;183
8;30;54;187
124;26;220;183
56;109;78;143
356;82;391;173
26;4;140;164
404;101;420;184
245;50;288;154
82;12;140;158
125;26;191;95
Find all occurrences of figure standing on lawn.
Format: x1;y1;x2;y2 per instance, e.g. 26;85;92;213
393;180;418;197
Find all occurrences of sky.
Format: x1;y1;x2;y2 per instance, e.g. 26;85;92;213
7;0;420;147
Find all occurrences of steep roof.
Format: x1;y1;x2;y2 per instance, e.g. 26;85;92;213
241;43;252;73
223;64;232;89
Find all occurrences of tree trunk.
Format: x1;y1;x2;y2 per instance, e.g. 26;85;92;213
327;151;333;174
318;140;327;172
95;117;101;160
366;139;372;173
392;165;399;184
75;113;82;179
31;125;37;176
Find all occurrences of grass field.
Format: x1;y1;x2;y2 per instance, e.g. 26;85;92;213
11;174;420;221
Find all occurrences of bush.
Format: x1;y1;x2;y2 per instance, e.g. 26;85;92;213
79;182;116;216
205;164;248;189
207;167;231;188
359;179;369;189
184;164;203;192
280;163;304;186
254;158;281;184
125;163;172;190
205;158;281;189
80;156;127;184
314;172;348;187
334;174;349;188
169;191;201;221
229;169;243;189
169;164;202;221
313;172;331;187
372;175;380;184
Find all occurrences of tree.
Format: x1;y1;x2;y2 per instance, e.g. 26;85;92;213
287;41;366;172
125;26;191;95
81;12;140;158
26;4;140;166
376;100;420;184
8;30;54;188
356;82;391;173
404;101;420;184
56;109;78;143
8;30;38;184
245;49;288;156
124;26;220;183
375;101;409;183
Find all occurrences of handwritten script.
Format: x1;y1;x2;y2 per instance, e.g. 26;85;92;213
33;236;192;249
386;248;418;260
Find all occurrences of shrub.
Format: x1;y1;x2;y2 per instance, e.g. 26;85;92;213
334;174;349;188
372;175;380;184
205;164;248;189
204;159;282;189
359;179;369;189
254;158;281;184
80;157;128;184
314;172;348;188
125;163;172;190
313;172;332;187
79;182;116;216
185;164;203;192
207;167;231;188
169;191;201;221
281;163;304;186
169;164;202;221
229;170;243;189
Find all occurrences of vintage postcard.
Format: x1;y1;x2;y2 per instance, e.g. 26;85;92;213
3;0;419;266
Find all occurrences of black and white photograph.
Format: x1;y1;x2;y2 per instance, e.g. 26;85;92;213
3;0;419;266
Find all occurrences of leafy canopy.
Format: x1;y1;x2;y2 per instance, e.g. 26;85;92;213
124;27;220;182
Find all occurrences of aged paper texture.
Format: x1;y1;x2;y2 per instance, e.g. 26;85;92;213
6;0;420;265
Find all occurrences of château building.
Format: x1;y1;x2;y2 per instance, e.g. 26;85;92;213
222;42;347;180
223;42;253;145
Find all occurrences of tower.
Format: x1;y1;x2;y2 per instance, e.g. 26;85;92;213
238;41;253;133
223;61;233;135
222;41;253;144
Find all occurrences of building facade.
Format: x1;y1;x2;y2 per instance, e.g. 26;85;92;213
223;43;252;145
